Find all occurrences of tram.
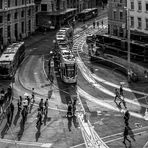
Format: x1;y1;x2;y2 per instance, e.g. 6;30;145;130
95;34;148;62
56;27;73;47
59;50;77;84
77;8;98;22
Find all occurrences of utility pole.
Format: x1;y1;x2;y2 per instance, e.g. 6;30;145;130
127;8;130;72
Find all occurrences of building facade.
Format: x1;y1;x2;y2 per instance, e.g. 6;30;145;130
37;0;77;29
108;0;127;38
127;0;148;42
0;0;36;48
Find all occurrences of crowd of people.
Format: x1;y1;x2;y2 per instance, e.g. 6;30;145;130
114;84;136;146
17;89;49;128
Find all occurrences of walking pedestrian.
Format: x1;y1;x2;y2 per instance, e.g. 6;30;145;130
7;106;11;126
72;99;77;116
36;108;43;127
67;111;73;131
31;88;35;101
120;85;123;96
97;21;99;28
67;101;73;113
123;125;131;145
44;99;49;116
18;96;22;112
39;99;44;114
93;21;95;29
101;20;103;26
21;107;28;125
9;102;14;124
114;88;120;105
124;110;130;126
7;86;12;101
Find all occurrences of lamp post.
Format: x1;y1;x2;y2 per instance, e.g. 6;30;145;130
127;8;130;72
124;7;131;82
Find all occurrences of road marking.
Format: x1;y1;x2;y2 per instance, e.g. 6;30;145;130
105;131;146;144
0;138;53;147
70;129;148;148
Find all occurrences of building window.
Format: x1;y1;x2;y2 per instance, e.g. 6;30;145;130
21;22;24;33
130;16;134;27
8;0;11;7
41;4;47;11
28;20;31;32
131;1;134;10
36;6;38;12
7;26;11;38
146;3;148;11
0;16;2;23
51;3;54;11
22;0;24;5
14;12;18;19
120;11;123;20
138;1;142;11
113;10;116;20
7;14;10;21
15;0;18;6
120;0;122;3
21;11;24;17
138;17;142;29
146;18;148;30
28;9;31;16
0;0;2;9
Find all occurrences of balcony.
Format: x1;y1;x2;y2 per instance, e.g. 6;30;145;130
34;0;42;4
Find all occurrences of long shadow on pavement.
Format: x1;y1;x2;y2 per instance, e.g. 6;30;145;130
17;119;25;141
13;110;21;126
1;122;9;138
35;123;41;142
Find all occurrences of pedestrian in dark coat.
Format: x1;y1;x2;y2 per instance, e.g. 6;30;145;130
10;102;14;123
21;107;28;125
120;85;123;96
123;125;131;145
124;110;130;126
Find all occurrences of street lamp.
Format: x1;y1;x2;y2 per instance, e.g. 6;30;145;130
124;7;131;81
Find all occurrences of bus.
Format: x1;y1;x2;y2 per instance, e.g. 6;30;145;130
56;27;73;47
77;8;98;22
95;34;148;62
59;50;77;83
0;42;25;79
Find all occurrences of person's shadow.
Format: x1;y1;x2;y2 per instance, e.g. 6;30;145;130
17;119;25;141
35;122;41;142
13;110;20;126
73;115;79;128
67;117;72;132
43;114;51;126
128;126;136;142
1;122;9;138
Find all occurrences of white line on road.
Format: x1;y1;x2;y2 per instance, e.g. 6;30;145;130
0;138;53;147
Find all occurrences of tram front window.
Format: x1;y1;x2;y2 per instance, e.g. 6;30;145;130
65;64;75;78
